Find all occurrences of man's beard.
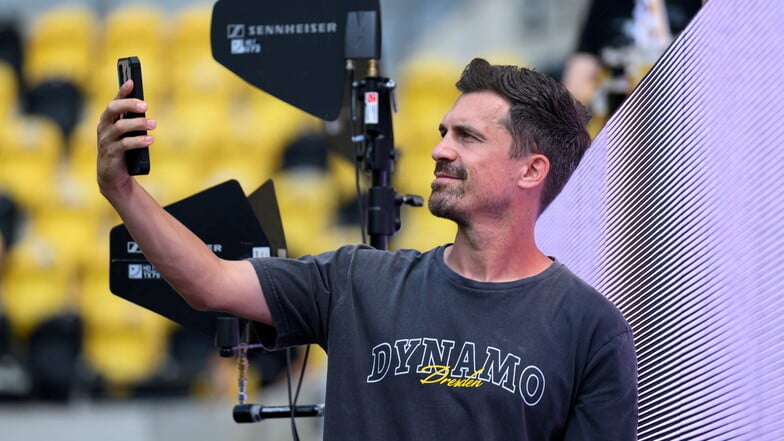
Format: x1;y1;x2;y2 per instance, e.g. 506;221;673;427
428;161;468;224
428;161;513;224
429;182;465;222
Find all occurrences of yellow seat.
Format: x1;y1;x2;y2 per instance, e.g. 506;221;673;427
35;198;101;270
24;4;98;89
244;92;324;166
395;57;461;113
169;56;235;113
168;3;252;105
78;241;173;391
273;170;340;256
200;155;271;197
0;61;19;121
91;5;169;106
392;57;463;198
87;52;170;113
80;279;172;390
170;4;213;57
329;153;362;208
101;4;168;65
0;116;64;213
393;149;435;204
0;230;76;341
148;109;222;197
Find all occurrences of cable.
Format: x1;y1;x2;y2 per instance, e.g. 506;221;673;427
294;345;311;404
286;347;301;441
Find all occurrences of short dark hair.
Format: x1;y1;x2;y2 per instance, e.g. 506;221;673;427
456;58;592;214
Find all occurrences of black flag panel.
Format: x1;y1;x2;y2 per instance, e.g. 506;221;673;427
109;179;285;337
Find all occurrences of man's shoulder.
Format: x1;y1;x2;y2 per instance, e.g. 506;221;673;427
548;261;632;331
333;243;441;262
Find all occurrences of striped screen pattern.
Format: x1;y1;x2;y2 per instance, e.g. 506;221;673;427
537;1;784;439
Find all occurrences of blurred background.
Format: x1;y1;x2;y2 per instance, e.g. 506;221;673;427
0;0;700;439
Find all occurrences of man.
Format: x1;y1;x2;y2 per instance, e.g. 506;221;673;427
97;58;637;440
562;0;703;112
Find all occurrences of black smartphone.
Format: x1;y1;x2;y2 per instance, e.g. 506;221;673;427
117;56;151;175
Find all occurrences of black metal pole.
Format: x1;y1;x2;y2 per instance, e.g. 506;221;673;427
356;68;397;251
233;404;325;423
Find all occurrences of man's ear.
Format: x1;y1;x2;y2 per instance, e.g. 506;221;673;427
518;154;550;189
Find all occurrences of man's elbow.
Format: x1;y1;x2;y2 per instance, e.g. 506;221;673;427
172;284;223;312
180;291;217;312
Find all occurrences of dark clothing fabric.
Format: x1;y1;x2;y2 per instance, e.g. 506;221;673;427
577;0;703;55
251;244;638;440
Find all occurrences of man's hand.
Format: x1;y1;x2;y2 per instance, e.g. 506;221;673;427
96;80;156;201
562;53;601;107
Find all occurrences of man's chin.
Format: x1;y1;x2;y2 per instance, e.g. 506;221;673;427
428;196;460;222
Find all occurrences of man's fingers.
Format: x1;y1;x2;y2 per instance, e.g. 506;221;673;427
114;116;156;135
115;79;133;99
118;133;155;151
98;96;149;132
101;117;156;150
100;80;145;124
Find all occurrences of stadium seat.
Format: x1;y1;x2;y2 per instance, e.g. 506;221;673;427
25;78;85;140
245;93;324;166
23;4;98;89
0;229;76;341
89;4;171;109
0;20;24;84
274;169;340;256
78;241;173;395
0;116;63;214
392;57;461;198
25;313;82;401
0;61;19;121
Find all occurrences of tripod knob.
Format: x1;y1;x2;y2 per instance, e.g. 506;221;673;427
398;194;424;207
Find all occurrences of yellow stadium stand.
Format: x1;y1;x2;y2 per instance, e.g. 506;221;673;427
86;4;172;128
0;226;76;341
273;169;341;257
23;4;98;89
0;115;64;214
77;234;173;396
0;61;19;121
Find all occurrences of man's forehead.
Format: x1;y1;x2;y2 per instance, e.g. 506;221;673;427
441;91;510;127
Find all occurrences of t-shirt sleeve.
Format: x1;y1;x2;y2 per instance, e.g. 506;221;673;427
249;250;343;350
563;327;639;440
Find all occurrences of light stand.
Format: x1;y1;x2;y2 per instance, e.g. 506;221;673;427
213;315;325;424
351;59;423;250
208;2;422;432
224;57;423;428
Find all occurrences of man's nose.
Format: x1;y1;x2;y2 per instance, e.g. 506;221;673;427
431;137;457;162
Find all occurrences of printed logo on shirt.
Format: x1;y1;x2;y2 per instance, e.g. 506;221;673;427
366;337;545;406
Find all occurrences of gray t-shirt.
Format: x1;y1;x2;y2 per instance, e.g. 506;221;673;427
251;244;637;440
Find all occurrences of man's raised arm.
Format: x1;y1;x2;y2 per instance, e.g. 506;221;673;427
96;81;273;325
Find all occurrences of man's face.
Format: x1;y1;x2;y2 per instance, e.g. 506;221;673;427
428;91;524;225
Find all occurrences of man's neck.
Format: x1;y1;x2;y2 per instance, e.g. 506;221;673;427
444;226;552;283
